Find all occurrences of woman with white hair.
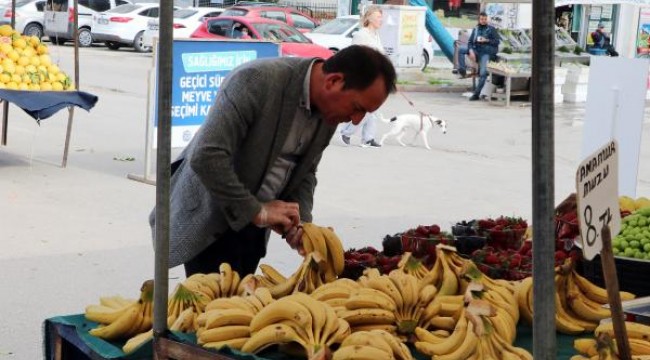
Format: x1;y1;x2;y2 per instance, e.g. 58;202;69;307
340;5;384;148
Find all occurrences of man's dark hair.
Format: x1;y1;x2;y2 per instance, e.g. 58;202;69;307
322;45;397;95
479;12;488;17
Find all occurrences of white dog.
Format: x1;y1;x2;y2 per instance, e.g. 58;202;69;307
379;113;448;150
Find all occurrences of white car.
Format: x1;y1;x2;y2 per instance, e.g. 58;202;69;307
305;15;435;70
0;0;46;38
142;7;224;49
92;3;170;52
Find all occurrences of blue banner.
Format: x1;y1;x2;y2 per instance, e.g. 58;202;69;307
154;40;280;148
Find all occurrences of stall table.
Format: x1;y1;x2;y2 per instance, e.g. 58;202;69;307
487;67;532;107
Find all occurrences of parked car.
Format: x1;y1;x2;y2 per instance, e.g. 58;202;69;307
0;0;46;38
43;0;131;46
92;3;174;52
220;5;319;32
305;15;435;70
142;7;223;49
191;16;332;59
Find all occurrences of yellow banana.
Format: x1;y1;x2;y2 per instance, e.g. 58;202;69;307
366;276;403;310
229;270;241;297
285;292;325;344
85;304;133;325
198;325;251;344
320;226;345;275
418;284;438;307
414;312;467;356
219;263;233;296
249;298;312;332
244;294;265;313
572;271;635;303
435;321;478;360
237;274;256;296
488;307;516;343
516;277;533;325
259;264;288;285
203;337;249;351
254;287;274;306
596;321;650;341
89;303;141;340
426;316;456;332
370;329;413;360
332;345;393;360
566;290;611;322
138;301;153;334
554;286;587;335
414;327;447;344
170;308;195;332
311;284;352;302
122;329;153;354
205;308;254;329
341;331;393;355
205;297;257;313
574;338;598;357
326;318;351;346
437;250;459;296
99;296;134;310
339;308;396;326
241;323;307;354
345;294;397;312
351;324;397;334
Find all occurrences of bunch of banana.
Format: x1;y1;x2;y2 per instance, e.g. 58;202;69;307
418;245;461;297
332;330;413;360
414;309;479;360
595;321;650;344
242;292;350;358
301;223;345;283
195;287;275;351
86;280;154;341
310;278;359;312
419;294;464;331
573;331;650;360
396;252;430;280
122;329;153;354
261;253;326;298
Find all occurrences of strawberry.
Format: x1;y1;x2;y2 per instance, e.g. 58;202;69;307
509;254;522;268
485;253;500;265
428;225;441;235
554;250;567;263
415;226;429;236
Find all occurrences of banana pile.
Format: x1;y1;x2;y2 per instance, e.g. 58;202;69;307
573;322;650;359
310;278;359;311
302;223;345;282
241;292;351;358
332;330;413;360
194;287;274;350
396;252;430;280
517;260;635;334
85;280;154;342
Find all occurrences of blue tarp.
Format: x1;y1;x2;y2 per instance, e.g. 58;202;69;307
0;90;98;122
410;0;455;62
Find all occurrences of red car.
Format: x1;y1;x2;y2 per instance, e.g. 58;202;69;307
190;16;333;59
220;5;320;32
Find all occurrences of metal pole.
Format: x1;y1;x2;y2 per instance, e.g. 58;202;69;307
62;0;80;168
531;0;556;358
153;0;173;345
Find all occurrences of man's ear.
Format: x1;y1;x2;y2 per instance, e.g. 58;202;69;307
323;72;345;91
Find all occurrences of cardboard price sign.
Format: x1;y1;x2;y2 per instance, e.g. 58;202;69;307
576;140;621;260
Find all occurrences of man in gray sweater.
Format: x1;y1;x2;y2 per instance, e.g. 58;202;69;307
150;45;397;276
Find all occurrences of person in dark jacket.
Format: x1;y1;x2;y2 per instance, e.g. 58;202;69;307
591;23;618;57
461;12;500;101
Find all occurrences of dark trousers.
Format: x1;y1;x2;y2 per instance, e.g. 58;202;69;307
184;225;268;277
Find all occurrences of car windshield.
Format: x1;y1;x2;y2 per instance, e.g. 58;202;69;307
174;9;197;18
312;18;358;35
251;22;309;43
15;0;33;7
109;4;140;13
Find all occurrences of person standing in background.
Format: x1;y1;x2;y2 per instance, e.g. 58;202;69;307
340;5;384;148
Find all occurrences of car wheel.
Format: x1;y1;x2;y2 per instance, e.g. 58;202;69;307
77;27;93;47
133;31;151;53
23;23;43;39
49;36;66;45
421;50;430;72
105;41;121;50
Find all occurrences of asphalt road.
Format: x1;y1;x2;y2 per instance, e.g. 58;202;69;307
1;44;649;359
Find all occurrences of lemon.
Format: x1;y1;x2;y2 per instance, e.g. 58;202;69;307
52;81;63;91
17;56;29;66
36;44;48;55
25;64;36;73
7;50;18;61
56;73;66;82
22;47;34;57
39;55;51;66
40;82;52;91
47;72;57;82
0;65;3;73
18;82;28;90
48;64;60;75
3;64;14;74
11;74;21;83
0;73;10;83
0;82;6;89
6;81;17;90
29;36;39;47
14;65;24;75
0;25;12;37
29;83;39;91
0;43;11;55
12;38;26;49
30;57;40;67
21;74;32;84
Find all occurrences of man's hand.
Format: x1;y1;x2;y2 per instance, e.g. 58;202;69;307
283;225;305;255
253;200;300;233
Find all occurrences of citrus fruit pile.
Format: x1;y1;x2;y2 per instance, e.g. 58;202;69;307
0;24;73;91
